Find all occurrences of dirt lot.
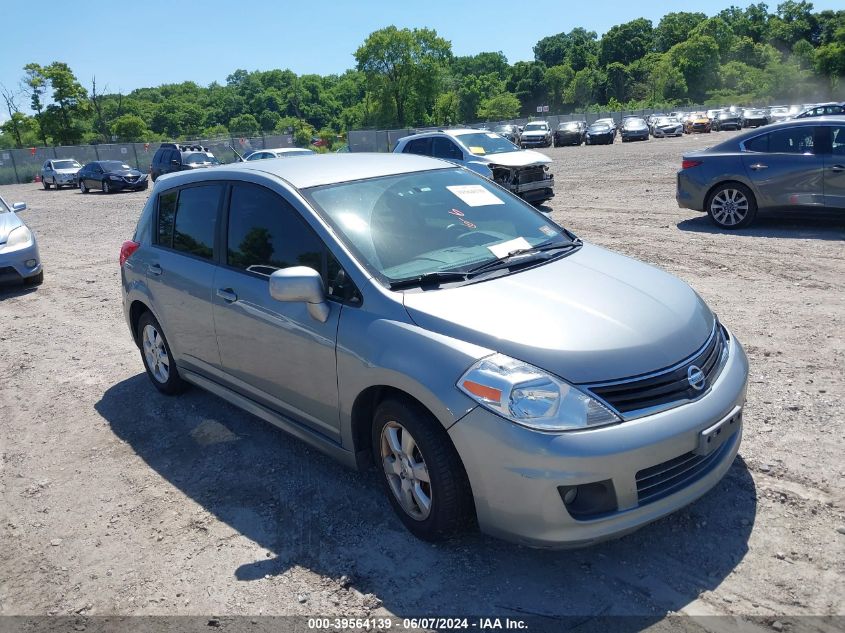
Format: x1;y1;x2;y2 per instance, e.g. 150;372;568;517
1;132;843;630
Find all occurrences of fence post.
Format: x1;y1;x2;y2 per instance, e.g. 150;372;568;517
9;150;20;184
94;145;100;160
132;144;141;171
52;147;58;159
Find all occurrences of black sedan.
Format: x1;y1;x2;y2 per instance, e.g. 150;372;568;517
713;111;742;131
553;121;586;146
77;161;149;194
619;117;650;142
741;109;769;128
585;122;614;145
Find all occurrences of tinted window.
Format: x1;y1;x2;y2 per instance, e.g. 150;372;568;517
157;190;177;246
744;128;815;154
831;126;845;156
227;183;323;275
403;138;432;155
172;184;222;259
433;137;463;160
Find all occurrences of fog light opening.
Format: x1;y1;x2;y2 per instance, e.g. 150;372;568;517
563;488;578;505
25;259;37;268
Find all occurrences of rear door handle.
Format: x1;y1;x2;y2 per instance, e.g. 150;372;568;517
750;163;768;170
216;288;238;303
147;263;162;276
832;165;845;173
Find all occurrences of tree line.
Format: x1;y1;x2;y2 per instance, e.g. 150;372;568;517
0;2;842;149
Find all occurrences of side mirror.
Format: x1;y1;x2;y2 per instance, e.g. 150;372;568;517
268;266;330;323
12;202;26;212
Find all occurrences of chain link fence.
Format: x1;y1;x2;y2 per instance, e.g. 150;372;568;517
347;106;709;152
0;132;295;186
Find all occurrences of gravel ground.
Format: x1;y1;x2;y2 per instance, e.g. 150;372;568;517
1;131;843;630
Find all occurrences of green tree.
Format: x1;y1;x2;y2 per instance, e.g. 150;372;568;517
451;52;509;77
668;35;721;102
354;26;452;126
543;64;575;110
604;62;631;102
654;12;707;52
228;113;260;137
22;63;50;146
477;92;521;120
433;91;459;125
599;19;654;67
534;28;599;71
111;114;150;141
43;62;88;145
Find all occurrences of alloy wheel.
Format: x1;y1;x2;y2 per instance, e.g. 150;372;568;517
79;181;87;193
380;421;432;520
103;181;110;194
142;324;170;384
710;189;749;226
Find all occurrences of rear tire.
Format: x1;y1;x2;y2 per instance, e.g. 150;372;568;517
707;183;757;229
137;312;187;395
372;397;475;541
102;180;111;194
79;181;88;194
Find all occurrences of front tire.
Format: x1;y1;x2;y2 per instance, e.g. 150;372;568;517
102;180;111;194
137;312;186;395
372;398;475;541
42;179;50;190
707;183;757;229
79;181;88;194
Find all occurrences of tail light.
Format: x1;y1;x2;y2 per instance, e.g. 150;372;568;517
120;240;140;266
682;159;702;169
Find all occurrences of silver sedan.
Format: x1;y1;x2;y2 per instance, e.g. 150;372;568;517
40;158;82;189
677;116;845;228
0;194;43;286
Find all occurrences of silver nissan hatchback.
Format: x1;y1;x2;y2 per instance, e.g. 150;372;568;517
120;153;748;548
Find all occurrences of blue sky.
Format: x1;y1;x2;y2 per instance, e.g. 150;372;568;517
1;0;841;117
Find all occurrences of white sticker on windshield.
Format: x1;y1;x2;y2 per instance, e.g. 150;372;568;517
486;133;499;139
488;237;532;259
446;184;504;207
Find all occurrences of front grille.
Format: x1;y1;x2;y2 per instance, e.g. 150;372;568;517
125;176;139;183
635;431;736;506
588;324;728;417
517;166;546;184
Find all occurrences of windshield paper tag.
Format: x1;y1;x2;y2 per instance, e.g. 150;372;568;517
467;146;486;155
486;133;499;139
487;237;532;259
446;185;504;207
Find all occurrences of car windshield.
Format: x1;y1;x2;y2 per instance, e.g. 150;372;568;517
53;160;80;169
560;122;581;130
304;168;573;284
625;119;647;128
523;123;548;131
718;112;734;119
453;132;518;155
590;123;609;130
101;161;132;171
185;153;219;165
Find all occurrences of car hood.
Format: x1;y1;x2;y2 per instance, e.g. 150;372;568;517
588;127;611;133
54;168;80;174
0;212;24;244
108;169;144;177
483;150;551;167
402;243;714;384
521;130;549;137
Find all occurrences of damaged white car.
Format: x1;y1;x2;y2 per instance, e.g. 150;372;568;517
394;129;554;205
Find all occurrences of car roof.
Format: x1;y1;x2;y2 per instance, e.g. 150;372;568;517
158;153;453;190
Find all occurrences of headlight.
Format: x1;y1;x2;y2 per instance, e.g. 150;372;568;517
5;225;33;248
458;353;620;431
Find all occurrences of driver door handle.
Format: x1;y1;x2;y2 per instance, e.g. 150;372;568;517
147;264;162;276
750;163;768;170
216;288;238;303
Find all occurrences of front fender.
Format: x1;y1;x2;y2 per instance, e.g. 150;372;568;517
336;305;492;451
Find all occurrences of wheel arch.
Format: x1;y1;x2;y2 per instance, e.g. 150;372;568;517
128;299;151;347
703;178;758;212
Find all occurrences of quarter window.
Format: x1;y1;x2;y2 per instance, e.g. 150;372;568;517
171;184;222;259
157;190;177;246
831;126;845;156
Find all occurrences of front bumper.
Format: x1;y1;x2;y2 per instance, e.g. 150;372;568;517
521;137;549;147
0;238;42;285
448;332;748;548
110;178;149;191
587;133;613;144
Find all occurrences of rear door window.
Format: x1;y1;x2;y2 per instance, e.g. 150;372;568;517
829;126;845;156
745;128;816;154
156;184;222;259
403;138;432;155
433;137;464;160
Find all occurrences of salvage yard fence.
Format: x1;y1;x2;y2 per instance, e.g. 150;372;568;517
347;106;709;153
0;133;295;186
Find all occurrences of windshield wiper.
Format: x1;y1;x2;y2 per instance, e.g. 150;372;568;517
388;270;469;290
465;239;580;276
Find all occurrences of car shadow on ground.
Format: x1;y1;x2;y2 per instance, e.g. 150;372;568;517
678;211;845;241
96;374;756;628
0;284;39;299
